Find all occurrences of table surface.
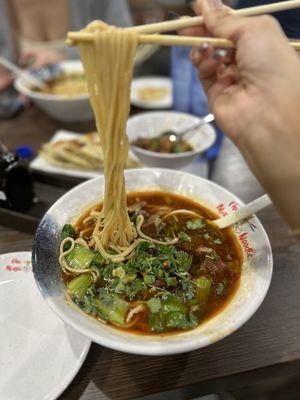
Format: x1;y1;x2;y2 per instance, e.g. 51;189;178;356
1;107;300;400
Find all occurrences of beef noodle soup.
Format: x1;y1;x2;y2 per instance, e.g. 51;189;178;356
60;191;241;334
61;22;241;335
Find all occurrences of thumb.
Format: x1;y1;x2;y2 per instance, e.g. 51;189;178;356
198;0;247;42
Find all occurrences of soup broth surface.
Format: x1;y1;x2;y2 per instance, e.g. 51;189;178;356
61;191;242;334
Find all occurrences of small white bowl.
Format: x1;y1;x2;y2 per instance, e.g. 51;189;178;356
127;111;216;169
15;60;93;122
32;168;273;356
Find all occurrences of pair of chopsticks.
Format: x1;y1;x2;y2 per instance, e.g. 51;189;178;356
67;0;300;50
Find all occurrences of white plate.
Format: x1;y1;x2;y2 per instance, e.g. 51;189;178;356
131;76;173;109
0;252;91;400
30;130;104;179
30;130;209;179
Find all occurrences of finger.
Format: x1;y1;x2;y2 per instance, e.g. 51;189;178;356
190;44;214;66
180;26;208;37
199;57;224;82
188;0;203;15
206;64;239;105
193;0;248;42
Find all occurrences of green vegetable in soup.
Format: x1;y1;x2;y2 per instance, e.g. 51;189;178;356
195;276;212;311
66;244;95;269
93;293;129;326
62;224;76;250
62;224;76;240
67;274;93;301
148;295;199;332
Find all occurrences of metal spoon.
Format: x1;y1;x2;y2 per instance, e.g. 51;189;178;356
160;113;215;143
0;56;46;90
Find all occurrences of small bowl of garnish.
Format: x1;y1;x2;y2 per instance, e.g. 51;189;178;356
14;60;93;122
32;168;273;356
127;111;216;169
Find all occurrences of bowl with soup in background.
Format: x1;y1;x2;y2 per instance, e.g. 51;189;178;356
32;168;273;355
15;60;93;122
127;111;216;169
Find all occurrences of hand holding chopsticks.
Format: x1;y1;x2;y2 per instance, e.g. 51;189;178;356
67;0;300;50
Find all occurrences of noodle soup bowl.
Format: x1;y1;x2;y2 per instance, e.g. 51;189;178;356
127;112;216;169
32;169;272;355
15;60;93;122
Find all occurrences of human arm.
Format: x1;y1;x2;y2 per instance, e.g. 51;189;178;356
186;0;300;237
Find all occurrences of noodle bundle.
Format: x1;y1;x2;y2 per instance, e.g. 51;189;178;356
78;23;138;252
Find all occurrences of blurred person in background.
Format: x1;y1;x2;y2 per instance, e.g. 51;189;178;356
0;0;132;92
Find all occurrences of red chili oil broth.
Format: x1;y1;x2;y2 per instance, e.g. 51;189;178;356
65;191;242;335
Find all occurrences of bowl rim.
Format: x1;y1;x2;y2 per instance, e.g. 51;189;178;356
14;60;89;102
127;111;216;158
32;168;273;355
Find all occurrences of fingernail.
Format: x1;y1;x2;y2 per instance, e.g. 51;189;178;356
166;11;179;20
213;49;228;59
207;0;223;8
197;42;209;53
185;0;195;6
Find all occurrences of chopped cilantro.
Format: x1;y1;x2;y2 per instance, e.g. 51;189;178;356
205;250;218;260
216;282;225;296
165;277;177;287
178;231;191;242
143;275;155;285
214;238;222;245
203;232;211;241
186;219;205;230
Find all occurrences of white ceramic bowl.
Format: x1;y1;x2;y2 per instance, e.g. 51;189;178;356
127;112;216;169
32;169;273;356
15;60;93;122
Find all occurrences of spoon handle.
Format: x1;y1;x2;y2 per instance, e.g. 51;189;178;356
213;194;272;230
179;113;215;138
0;56;45;89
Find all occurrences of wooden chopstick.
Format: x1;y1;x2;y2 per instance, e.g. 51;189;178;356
139;34;300;50
66;0;300;48
131;0;300;34
66;31;300;51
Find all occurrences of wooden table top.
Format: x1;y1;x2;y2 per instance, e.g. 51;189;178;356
1;107;300;400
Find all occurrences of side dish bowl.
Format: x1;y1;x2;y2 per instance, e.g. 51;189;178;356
32;169;273;355
127;112;216;169
15;60;93;122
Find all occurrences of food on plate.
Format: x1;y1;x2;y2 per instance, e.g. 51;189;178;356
137;87;170;101
59;22;241;334
32;72;87;96
39;132;139;170
60;191;241;333
132;136;193;153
